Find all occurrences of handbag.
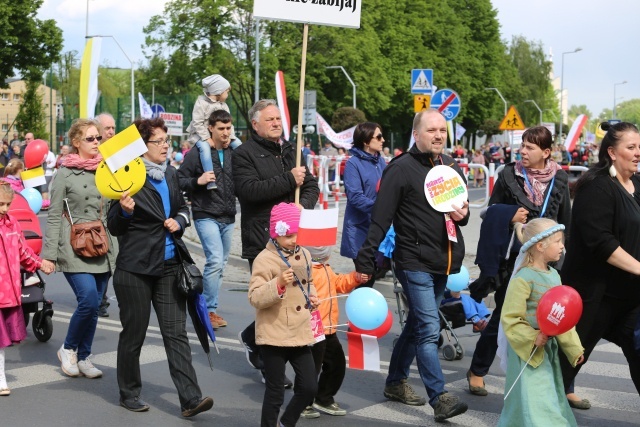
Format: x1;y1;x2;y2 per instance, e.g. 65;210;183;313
175;242;203;296
64;198;109;258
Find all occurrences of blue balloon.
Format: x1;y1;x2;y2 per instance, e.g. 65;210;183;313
20;188;43;214
345;288;388;330
446;265;470;291
174;152;183;162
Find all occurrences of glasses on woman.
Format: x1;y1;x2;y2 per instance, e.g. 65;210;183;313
147;137;170;147
83;135;103;142
374;134;384;141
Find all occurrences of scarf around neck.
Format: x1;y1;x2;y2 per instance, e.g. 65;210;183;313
62;153;103;171
514;159;561;206
142;156;167;180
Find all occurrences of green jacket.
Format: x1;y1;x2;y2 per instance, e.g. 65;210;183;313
42;167;117;273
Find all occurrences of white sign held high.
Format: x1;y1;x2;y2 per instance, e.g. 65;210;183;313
253;0;362;28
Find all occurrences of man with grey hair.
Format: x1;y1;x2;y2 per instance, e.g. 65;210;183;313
233;99;319;386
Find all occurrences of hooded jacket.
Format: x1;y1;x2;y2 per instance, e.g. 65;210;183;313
311;262;360;335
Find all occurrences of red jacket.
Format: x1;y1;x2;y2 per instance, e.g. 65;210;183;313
312;262;360;335
0;213;42;308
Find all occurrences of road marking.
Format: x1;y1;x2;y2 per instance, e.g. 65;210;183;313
351;402;499;426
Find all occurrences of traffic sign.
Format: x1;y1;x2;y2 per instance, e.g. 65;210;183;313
151;104;165;118
411;69;433;94
499;106;525;131
430;89;461;121
414;95;431;113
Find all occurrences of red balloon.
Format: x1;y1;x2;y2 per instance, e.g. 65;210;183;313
348;309;393;338
572;151;578;158
536;286;583;336
581;155;588;162
24;139;49;169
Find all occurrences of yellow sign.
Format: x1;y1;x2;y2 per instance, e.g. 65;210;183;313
414;95;431;113
95;157;146;200
499;106;526;131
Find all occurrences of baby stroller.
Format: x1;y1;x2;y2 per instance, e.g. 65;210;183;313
10;193;54;342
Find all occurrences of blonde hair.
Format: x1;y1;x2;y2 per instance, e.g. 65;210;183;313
0;180;14;197
68;118;102;154
513;218;563;267
4;159;24;177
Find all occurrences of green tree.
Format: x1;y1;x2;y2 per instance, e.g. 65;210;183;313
0;0;62;85
15;73;47;139
614;99;640;126
331;107;366;132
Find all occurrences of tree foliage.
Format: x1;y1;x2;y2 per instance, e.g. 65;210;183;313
331;107;366;132
16;76;47;139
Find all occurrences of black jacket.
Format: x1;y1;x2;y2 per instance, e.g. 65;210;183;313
232;131;319;259
178;144;236;223
355;146;470;275
107;166;192;276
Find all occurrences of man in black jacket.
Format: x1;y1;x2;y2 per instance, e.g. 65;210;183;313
234;99;319;384
355;109;470;422
178;110;236;330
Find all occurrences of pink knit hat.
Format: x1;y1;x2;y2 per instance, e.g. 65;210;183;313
269;203;300;239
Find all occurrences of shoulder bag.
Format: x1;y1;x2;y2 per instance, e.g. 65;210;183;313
175;241;203;296
64;198;109;258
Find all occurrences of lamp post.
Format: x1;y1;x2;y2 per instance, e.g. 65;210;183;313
613;80;627;119
151;78;158;116
559;47;582;145
326;66;356;109
524;100;542;125
86;35;135;123
485;87;507;117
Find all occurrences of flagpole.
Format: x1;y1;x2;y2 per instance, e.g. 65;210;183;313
295;23;309;205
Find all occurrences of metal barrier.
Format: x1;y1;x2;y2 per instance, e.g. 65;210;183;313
466;163;490;209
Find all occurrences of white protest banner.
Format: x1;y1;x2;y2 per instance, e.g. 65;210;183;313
316;113;354;149
253;0;362;29
159;113;184;137
424;165;468;213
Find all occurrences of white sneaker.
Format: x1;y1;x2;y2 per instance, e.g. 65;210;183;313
57;344;79;377
78;356;102;379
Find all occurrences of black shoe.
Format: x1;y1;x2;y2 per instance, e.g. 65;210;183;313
98;307;109;317
433;392;468;422
181;396;214;418
120;396;150;412
238;331;264;370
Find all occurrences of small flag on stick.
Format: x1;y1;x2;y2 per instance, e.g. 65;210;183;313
296;208;339;246
347;332;380;372
98;124;148;172
21;167;46;188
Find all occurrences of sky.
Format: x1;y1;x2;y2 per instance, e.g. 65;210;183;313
38;0;639;117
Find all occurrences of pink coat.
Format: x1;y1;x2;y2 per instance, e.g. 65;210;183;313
0;213;42;308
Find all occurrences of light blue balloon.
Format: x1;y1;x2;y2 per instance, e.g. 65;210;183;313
345;288;388;330
20;188;43;214
446;265;470;292
174;152;184;162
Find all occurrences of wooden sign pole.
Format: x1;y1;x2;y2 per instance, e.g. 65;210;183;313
295;23;309;205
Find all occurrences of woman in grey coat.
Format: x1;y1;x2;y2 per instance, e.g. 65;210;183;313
42;118;117;380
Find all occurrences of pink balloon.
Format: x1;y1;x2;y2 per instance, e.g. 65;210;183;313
348;309;393;338
24;139;49;169
536;286;583;336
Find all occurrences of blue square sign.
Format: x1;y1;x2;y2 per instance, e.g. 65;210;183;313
411;69;433;94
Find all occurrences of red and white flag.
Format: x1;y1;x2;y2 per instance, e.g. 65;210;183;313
296;208;339;246
275;70;291;142
347;332;380;372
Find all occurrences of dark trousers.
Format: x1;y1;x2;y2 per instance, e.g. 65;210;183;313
310;333;345;406
560;294;640;394
469;281;507;377
113;261;202;407
260;345;317;427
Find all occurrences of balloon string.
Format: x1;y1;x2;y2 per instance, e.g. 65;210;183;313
317;295;348;303
324;323;349;329
503;346;538;401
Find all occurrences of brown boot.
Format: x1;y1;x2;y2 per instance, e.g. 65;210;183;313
212;313;227;327
208;312;221;330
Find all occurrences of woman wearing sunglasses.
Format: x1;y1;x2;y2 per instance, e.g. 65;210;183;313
340;122;387;288
42;118;117;380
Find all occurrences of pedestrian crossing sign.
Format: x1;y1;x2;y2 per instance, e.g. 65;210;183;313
499;106;526;130
414;95;431;113
411;69;433;94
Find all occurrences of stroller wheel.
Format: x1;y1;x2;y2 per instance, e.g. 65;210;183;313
442;344;457;361
455;343;464;360
32;311;53;342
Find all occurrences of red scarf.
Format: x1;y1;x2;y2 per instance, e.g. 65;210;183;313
62;154;103;171
514;159;561;206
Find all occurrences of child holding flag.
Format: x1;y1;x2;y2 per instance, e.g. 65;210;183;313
248;203;319;427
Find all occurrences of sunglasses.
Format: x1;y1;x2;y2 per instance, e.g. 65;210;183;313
374;134;384;141
83;135;103;142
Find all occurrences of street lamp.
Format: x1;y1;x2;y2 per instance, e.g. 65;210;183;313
485;87;507;117
151;78;158;115
86;35;135;123
524;100;542;125
559;47;582;145
613;80;627;119
326;66;356;109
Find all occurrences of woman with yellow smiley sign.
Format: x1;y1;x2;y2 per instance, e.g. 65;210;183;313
95;157;146;199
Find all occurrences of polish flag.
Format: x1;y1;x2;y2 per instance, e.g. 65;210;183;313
347;332;380;371
296;208;339;246
275;70;291;142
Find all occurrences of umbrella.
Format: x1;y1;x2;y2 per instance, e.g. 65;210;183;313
187;292;218;370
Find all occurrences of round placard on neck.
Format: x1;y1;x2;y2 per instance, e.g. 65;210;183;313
424;165;468;212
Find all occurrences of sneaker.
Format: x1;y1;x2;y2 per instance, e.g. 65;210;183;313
78;356;103;378
433;392;468;422
181;396;214;417
57;344;79;377
383;379;426;406
0;388;10;396
238;331;263;370
312;401;346;416
212;312;227;327
301;406;320;419
120;396;150;412
98;306;109;318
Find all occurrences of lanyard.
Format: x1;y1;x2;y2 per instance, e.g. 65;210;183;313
272;240;312;309
522;169;555;218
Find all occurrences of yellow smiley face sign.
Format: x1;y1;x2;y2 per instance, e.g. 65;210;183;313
95;157;146;200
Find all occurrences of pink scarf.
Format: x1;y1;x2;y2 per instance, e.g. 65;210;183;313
62;154;103;171
515;159;561;206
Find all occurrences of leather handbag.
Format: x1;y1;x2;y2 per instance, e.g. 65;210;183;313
64;198;109;258
175;242;203;296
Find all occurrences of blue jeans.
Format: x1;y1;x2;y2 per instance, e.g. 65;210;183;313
386;269;447;406
195;140;213;173
194;218;235;313
63;272;110;360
